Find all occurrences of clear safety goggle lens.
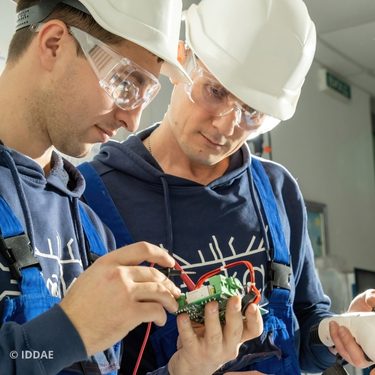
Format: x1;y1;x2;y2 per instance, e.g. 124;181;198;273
69;26;161;110
184;65;263;130
182;53;282;133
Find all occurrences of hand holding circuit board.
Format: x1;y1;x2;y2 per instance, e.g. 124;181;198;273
158;261;264;375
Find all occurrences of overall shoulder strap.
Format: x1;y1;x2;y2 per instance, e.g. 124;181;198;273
0;195;24;238
0;195;40;281
251;158;292;298
78;202;108;258
78;162;133;247
250;159;301;374
251;158;289;264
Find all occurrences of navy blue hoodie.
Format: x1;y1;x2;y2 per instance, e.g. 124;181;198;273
89;126;335;374
0;143;115;374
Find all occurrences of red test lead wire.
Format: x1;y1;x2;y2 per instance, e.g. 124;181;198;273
194;260;261;305
173;261;196;291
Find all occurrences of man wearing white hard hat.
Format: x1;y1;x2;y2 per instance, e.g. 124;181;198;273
81;0;375;374
0;0;198;374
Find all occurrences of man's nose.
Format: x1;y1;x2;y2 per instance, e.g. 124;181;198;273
211;109;239;137
114;105;143;133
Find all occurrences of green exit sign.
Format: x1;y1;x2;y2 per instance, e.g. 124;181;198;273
326;71;351;99
319;69;352;101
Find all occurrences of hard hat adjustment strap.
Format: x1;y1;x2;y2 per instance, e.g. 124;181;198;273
16;0;90;31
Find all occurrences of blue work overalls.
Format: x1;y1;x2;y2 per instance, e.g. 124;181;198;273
0;196;121;375
79;157;300;374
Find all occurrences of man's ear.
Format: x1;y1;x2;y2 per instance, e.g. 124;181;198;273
177;40;187;65
169;40;188;85
36;21;71;71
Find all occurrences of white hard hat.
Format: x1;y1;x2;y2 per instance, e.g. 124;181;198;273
185;0;316;124
14;0;189;83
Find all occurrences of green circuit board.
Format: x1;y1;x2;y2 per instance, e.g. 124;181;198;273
176;274;245;323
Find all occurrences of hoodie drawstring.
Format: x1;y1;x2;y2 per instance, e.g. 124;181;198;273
0;148;36;249
160;176;174;253
72;197;90;269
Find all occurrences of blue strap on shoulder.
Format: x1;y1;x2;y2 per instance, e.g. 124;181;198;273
251;158;291;307
78;162;133;247
78;203;107;257
250;159;300;374
251;158;289;265
0;196;24;237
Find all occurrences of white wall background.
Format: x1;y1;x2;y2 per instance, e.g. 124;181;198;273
0;0;15;72
272;62;375;271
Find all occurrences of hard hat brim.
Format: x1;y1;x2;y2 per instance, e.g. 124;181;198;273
79;0;191;83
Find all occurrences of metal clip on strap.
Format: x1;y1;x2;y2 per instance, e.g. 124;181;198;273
0;234;40;281
268;261;291;290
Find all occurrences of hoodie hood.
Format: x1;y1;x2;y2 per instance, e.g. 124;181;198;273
96;127;166;185
0;146;86;198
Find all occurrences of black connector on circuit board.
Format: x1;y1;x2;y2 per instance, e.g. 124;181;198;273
241;290;259;315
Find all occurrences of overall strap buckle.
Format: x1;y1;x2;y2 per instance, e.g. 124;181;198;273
0;234;40;281
267;260;291;291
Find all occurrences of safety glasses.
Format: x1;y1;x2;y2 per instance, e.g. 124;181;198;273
68;26;161;111
183;54;264;130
